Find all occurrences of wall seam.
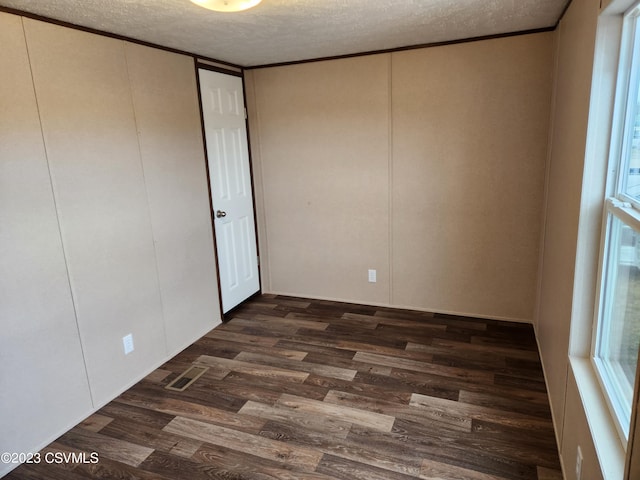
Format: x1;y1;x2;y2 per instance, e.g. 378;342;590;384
122;42;170;355
249;72;273;293
21;16;95;407
532;23;566;457
388;53;394;306
534;33;561;332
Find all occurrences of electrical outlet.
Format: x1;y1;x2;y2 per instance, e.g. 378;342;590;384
123;333;134;355
576;445;583;480
368;269;377;283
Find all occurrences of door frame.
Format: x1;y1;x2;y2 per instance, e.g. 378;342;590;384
195;61;261;319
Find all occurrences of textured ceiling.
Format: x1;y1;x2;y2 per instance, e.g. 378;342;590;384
0;0;568;67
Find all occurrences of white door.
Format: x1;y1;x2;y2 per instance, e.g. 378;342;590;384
199;68;259;313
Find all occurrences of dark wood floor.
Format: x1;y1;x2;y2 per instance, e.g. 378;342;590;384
7;295;563;480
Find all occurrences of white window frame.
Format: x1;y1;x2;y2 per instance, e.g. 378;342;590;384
592;1;640;447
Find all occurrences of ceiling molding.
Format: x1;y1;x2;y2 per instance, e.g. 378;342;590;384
0;5;242;69
0;0;567;67
247;26;557;70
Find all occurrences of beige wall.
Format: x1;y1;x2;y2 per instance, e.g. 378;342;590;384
246;32;554;321
24;18;169;407
246;55;392;306
125;43;220;357
391;35;553;320
0;12;94;464
536;0;599;441
1;4;616;478
535;0;606;477
563;369;605;480
0;14;220;476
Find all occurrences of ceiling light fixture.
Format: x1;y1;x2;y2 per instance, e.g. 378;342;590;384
190;0;262;12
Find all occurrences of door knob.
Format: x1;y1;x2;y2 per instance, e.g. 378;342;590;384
216;210;227;218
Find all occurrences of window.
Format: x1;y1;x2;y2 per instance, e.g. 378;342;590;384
593;2;640;444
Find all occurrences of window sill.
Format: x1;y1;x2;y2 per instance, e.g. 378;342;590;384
570;356;626;479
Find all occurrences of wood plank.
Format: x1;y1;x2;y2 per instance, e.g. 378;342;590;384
191;442;337;479
375;323;473;343
208;370;328;402
259;420;423;477
277;393;395;432
458;389;552;419
204;328;280;346
99;417;202;456
238;400;353;438
78;413;114;432
354;351;494;384
163;416;323;469
536;466;564;480
3;463;87;480
494;373;548;392
291;326;409;349
410;393;555;434
235;351;358;381
41;441;94;473
101;400;176;429
349;371;460;401
339;340;435;360
429;337;541;361
374;309;435;320
420;459;510;480
324;389;471;432
116;390;267;432
376;317;448;330
188;335;309;361
196;354;310;383
470;419;560;457
405;342;507;368
254;313;330;331
144;369;173;383
356;421;538;479
317;454;419;480
285;311;349;322
224;316;303;334
137;450;256;480
73;455;176;480
7;294;560;480
389;367;549;406
471;335;538;351
125;381;248;414
336;312;381;329
56;428;154;467
275;338;358;359
353;351;435;371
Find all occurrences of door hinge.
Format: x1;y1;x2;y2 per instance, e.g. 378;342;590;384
244;107;248;120
257;255;260;267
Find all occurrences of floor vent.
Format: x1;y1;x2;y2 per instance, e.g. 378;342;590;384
165;365;209;392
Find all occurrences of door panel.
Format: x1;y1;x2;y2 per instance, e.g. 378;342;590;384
199;69;259;313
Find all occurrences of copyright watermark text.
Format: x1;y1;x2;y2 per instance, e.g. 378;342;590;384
1;451;99;465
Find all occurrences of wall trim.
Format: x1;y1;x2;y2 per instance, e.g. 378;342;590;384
196;62;243;77
247;27;556;70
1;6;561;72
0;6;242;71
